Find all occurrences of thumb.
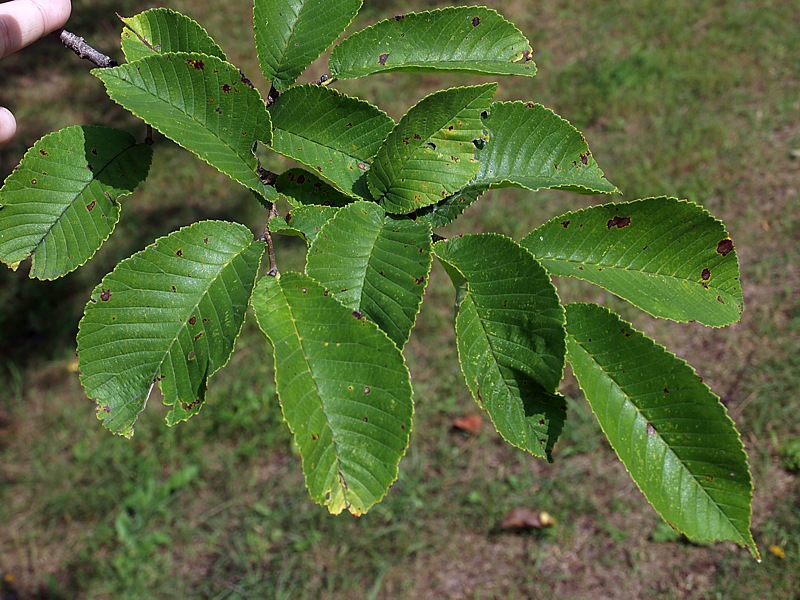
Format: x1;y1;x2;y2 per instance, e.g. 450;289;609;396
0;107;18;146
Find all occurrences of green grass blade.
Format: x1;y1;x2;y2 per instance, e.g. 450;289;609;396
77;221;264;438
269;85;394;199
329;7;536;79
269;204;339;245
306;201;432;348
254;0;363;90
434;234;567;460
369;84;496;214
252;272;413;515
476;102;618;194
565;302;757;557
0;125;152;280
93;53;274;198
523;198;744;326
120;8;227;63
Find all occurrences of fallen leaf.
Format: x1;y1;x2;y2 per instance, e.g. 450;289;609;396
768;544;786;559
452;414;483;434
500;507;556;531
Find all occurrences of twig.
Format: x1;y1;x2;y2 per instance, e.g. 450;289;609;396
259;202;281;277
56;29;118;68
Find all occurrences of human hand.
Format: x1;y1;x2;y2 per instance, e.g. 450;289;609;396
1;0;72;146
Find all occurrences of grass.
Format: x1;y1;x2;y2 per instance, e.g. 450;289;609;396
1;0;799;598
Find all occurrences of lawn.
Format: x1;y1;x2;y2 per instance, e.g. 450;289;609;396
1;0;798;598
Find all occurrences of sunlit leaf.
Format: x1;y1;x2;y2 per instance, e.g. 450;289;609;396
269;204;339;245
120;8;226;63
475;102;617;194
0;126;152;280
78;221;264;437
255;0;363;89
306;201;432;348
252;272;413;515
434;234;566;459
94;53;275;198
523;198;743;326
369;84;495;213
565;302;757;557
276;168;353;208
269;85;394;199
330;7;535;79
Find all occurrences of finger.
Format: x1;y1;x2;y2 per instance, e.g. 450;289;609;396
0;0;72;58
0;106;18;146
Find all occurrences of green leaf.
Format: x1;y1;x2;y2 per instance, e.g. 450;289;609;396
565;303;757;557
254;0;363;90
522;198;743;327
0;126;152;280
414;184;486;228
276;168;353;208
330;7;536;80
475;102;618;194
269;85;395;199
94;53;274;198
369;84;496;214
78;221;264;438
269;204;339;245
434;234;567;460
252;272;413;515
120;8;227;63
306;201;432;348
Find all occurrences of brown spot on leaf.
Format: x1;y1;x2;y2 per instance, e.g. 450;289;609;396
364;387;371;394
561;220;570;228
472;16;481;26
311;433;319;441
607;215;631;229
704;474;714;482
31;178;37;185
394;13;405;20
171;285;177;292
363;416;369;422
414;276;425;284
194;332;204;342
717;295;725;303
100;289;111;302
202;318;209;324
203;237;209;244
189;315;197;326
222;83;232;93
701;268;711;281
87;200;96;212
413;133;421;140
187;58;205;70
580;153;589;165
352;310;364;319
716;238;734;256
91;148;98;156
39;149;48;156
378;53;389;66
663;387;670;394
